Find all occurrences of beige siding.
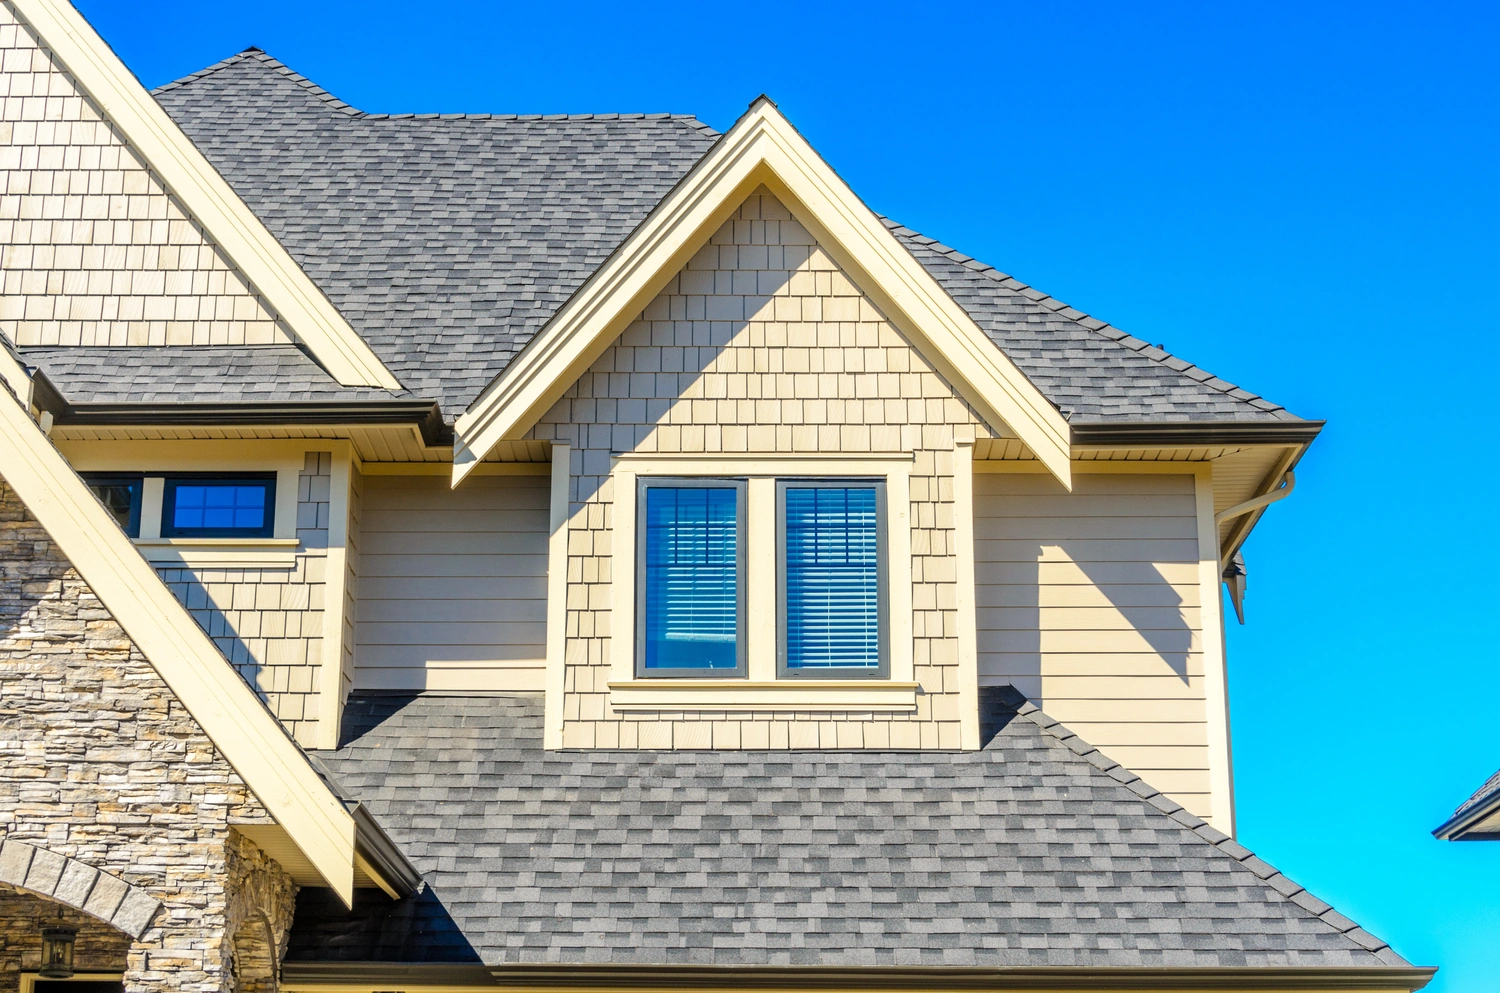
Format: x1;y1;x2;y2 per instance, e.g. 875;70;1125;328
974;471;1212;816
0;1;290;347
158;451;332;747
355;474;549;691
529;188;995;749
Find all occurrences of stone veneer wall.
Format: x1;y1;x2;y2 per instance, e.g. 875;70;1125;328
529;188;995;749
0;480;296;990
158;452;332;747
0;882;131;988
0;1;290;347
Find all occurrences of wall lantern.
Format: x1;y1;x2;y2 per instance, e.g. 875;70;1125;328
39;924;77;978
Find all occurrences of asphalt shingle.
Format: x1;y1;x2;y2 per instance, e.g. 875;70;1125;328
290;688;1404;968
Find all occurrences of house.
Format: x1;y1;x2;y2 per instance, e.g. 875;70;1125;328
1434;770;1500;841
0;0;1435;990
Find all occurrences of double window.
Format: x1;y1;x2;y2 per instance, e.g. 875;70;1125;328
83;473;277;540
636;478;888;680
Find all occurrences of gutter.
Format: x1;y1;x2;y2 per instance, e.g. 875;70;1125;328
1432;786;1500;841
47;400;449;446
279;963;1437;991
1070;419;1325;448
349;801;424;898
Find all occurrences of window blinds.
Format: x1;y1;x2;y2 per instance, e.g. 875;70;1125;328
643;486;740;670
783;486;881;669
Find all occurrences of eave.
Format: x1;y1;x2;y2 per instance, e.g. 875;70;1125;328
1432;787;1500;841
278;963;1437;992
1070;420;1325;449
48;401;448;446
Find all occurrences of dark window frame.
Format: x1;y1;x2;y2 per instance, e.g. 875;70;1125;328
635;477;748;680
776;478;890;679
160;473;277;539
81;472;144;538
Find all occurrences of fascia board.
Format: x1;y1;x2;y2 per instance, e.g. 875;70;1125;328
9;0;402;392
0;385;360;905
452;102;1072;489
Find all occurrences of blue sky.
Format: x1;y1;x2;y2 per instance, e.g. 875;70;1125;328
78;0;1498;988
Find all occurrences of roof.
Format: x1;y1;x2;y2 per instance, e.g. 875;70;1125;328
19;344;409;405
289;687;1405;970
131;49;1301;428
1433;767;1500;840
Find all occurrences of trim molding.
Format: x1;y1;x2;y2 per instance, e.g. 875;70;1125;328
606;680;920;713
0;382;363;904
452;99;1072;488
7;0;401;390
1070;420;1325;448
54;402;444;443
279;963;1437;992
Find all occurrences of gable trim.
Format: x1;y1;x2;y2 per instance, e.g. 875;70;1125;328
0;382;362;904
451;99;1072;488
8;0;402;391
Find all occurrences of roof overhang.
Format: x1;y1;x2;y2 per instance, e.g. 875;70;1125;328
1433;786;1500;841
0;374;417;906
9;0;401;391
279;964;1437;992
452;97;1073;489
1070;420;1325;449
47;401;447;446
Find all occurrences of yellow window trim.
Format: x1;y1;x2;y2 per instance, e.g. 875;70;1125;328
451;98;1072;489
606;680;920;714
0;387;362;905
603;455;915;713
9;0;401;391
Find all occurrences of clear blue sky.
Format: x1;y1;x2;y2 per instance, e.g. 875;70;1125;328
78;0;1498;988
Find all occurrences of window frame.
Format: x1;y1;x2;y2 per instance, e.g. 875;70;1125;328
81;472;144;538
160;473;278;539
776;478;890;680
634;476;749;680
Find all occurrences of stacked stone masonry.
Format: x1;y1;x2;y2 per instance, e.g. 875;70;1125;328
158;452;332;747
0;480;296;991
0;1;291;347
530;189;997;749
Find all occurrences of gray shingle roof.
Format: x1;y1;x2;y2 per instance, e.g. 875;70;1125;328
144;50;1301;426
19;344;408;404
290;688;1404;969
1455;768;1500;817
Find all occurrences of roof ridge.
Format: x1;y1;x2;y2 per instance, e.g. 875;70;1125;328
882;219;1291;420
988;686;1406;965
152;47;366;117
153;50;720;132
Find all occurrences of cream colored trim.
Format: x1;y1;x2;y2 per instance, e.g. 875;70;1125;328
360;461;550;476
1195;469;1235;837
7;0;400;390
0;388;360;903
57;438;332;469
977;459;1228;474
606;456;914;689
607;680;920;713
542;444;571;750
135;540;300;569
137;476;164;540
452;99;1072;488
317;443;354;750
0;344;34;411
952;440;980;750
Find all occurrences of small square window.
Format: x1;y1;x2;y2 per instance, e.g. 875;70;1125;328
778;481;888;678
161;475;276;539
637;479;746;678
82;474;143;538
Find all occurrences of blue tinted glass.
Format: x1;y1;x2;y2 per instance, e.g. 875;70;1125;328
784;487;880;669
172;484;267;531
644;487;739;670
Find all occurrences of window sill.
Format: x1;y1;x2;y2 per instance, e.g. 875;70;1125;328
606;679;920;713
133;537;301;569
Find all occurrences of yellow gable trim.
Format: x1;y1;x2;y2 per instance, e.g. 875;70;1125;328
0;384;360;904
8;0;402;391
451;99;1072;489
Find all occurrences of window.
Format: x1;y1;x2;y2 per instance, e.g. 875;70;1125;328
778;481;887;678
82;474;143;538
161;475;276;539
636;480;746;678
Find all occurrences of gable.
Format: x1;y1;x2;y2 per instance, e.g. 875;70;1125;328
0;0;399;387
453;98;1073;487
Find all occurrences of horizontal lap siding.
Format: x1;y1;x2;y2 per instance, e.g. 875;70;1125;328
355;475;548;691
974;472;1211;816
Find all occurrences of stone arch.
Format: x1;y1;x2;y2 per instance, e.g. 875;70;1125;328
0;838;159;938
229;910;278;993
